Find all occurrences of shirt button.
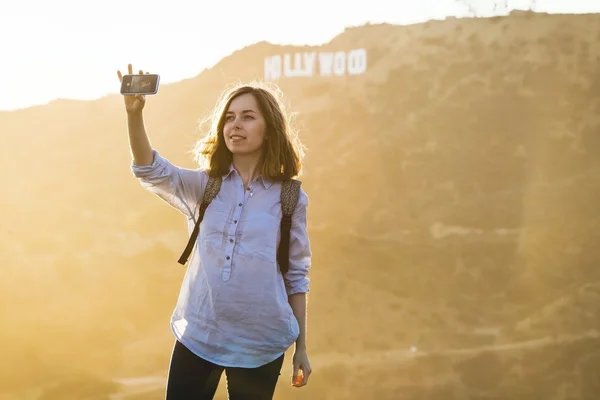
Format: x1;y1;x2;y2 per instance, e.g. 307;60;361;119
238;203;243;207
226;256;230;260
234;220;238;224
229;239;234;243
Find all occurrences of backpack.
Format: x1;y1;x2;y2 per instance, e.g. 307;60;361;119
177;176;302;275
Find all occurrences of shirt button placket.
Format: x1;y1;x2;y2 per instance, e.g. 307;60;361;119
222;190;245;282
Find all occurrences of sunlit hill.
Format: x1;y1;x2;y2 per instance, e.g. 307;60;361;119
1;10;599;399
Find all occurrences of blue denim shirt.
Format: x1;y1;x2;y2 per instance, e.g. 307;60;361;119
131;150;311;368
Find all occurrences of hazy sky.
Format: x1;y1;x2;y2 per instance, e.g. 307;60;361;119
0;0;598;110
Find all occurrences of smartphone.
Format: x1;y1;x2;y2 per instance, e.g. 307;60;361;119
120;74;160;95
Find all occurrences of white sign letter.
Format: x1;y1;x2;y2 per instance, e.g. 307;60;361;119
264;55;281;81
333;51;346;76
319;52;334;76
284;53;304;77
347;48;367;75
302;52;316;76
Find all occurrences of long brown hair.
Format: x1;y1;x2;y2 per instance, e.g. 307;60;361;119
193;82;305;180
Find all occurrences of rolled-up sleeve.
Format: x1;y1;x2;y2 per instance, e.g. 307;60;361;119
283;188;312;295
131;150;207;220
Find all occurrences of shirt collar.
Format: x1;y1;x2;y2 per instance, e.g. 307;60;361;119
224;164;273;189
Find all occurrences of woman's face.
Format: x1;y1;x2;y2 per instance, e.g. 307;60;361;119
223;93;267;157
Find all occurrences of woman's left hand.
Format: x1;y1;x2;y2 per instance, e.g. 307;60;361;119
291;348;312;387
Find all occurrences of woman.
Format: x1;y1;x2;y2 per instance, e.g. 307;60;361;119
117;64;312;399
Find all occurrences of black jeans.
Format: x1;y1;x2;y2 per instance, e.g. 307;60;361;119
165;340;285;400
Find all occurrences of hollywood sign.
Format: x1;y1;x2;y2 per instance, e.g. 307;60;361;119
264;48;367;80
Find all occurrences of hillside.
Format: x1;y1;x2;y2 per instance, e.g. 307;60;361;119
1;10;600;399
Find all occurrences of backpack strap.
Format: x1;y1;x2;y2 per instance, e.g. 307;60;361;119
277;179;302;275
177;175;222;265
